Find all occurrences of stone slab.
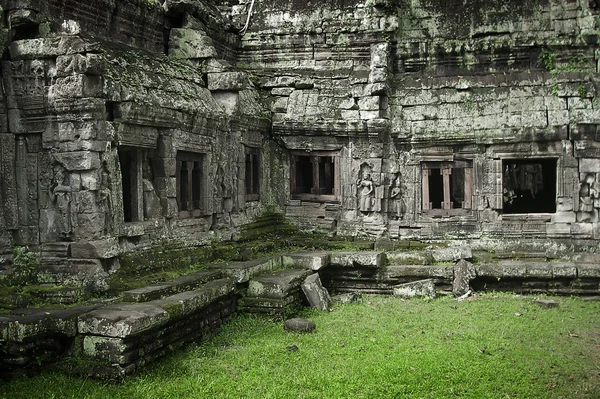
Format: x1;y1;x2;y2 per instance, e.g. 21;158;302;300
329;251;385;268
282;252;330;271
392;279;436;299
212;257;282;283
153;278;235;319
247;269;313;299
301;273;332;311
77;304;169;338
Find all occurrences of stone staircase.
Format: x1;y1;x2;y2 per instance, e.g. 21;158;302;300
78;277;236;378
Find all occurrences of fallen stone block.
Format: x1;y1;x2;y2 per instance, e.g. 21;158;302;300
301;273;332;311
248;269;313;299
393;279;436;299
453;259;476;296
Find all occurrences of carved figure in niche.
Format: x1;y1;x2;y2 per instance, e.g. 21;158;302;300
579;173;597;213
142;158;162;219
389;173;406;220
99;160;113;235
50;166;74;239
357;166;375;213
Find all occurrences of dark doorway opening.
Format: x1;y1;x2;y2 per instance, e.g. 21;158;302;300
502;159;557;214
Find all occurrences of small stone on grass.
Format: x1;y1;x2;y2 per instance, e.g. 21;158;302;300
284;318;316;333
534;299;559;308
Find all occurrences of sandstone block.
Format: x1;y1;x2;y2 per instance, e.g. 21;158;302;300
212;257;282;283
272;97;289;113
579;158;600;173
358;96;381;111
393;279;436;299
70;237;120;259
551;212;576;223
208;72;248;91
77;304;169;338
453;259;475;296
247;269;312;299
331;292;361;304
330;252;385;268
282;252;330;271
370;42;389;68
301;273;332;311
168;28;218;59
271;87;295;96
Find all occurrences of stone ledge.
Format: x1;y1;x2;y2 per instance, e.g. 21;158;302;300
77;304;170;338
383;265;454;280
211;257;283;283
153;278;235;319
248;269;313;299
282;252;331;271
0;304;101;342
122;270;222;302
329;251;386;268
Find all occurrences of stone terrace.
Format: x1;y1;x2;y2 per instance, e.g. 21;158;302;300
1;245;599;378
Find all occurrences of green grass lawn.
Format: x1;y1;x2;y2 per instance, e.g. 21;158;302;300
1;293;599;399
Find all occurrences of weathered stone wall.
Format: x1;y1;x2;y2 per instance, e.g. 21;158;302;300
1;0;600;293
0;0;271;290
238;0;600;240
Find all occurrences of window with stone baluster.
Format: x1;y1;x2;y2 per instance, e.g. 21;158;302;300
421;160;473;216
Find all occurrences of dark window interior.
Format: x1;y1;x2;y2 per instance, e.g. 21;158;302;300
318;156;334;195
502;159;557;214
177;152;203;214
290;151;339;201
428;168;443;209
295;155;313;194
118;149;137;222
245;148;260;199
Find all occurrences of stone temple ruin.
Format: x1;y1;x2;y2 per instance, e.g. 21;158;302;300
1;0;600;377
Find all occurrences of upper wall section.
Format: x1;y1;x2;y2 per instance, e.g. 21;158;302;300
6;0;165;53
394;0;598;75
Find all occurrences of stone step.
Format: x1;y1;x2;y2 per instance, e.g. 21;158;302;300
40;242;71;258
122;269;222;302
78;277;235;339
211;256;283;283
38;257;108;292
247;269;313;299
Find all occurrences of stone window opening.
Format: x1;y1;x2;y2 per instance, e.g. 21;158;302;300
177;151;204;218
502;158;557;214
421;161;472;216
290;150;340;202
118;148;143;223
245;146;260;202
